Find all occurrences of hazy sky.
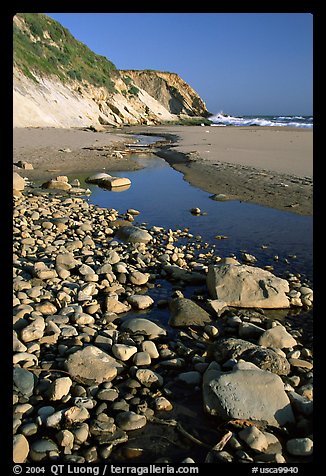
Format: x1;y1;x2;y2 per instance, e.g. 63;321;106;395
46;13;313;116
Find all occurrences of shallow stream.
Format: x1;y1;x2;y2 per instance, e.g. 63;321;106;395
77;134;313;284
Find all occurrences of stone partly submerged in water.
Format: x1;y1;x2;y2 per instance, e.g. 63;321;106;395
86;173;131;189
168;297;211;327
207;263;290;308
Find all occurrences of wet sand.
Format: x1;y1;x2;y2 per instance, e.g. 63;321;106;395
128;125;313;216
13;125;313;215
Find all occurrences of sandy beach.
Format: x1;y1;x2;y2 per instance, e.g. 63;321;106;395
13;125;313;215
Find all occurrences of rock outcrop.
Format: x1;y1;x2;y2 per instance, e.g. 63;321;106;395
13;14;209;128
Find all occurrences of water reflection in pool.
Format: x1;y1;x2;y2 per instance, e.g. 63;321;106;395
77;153;312;283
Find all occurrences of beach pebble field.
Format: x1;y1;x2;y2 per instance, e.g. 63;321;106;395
13;175;313;464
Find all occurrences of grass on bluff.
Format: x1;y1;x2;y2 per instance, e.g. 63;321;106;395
13;13;118;93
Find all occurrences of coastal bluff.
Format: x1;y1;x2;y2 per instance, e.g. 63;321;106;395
13;13;209;128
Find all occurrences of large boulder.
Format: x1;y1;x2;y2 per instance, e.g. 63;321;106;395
168;297;211;327
203;362;295;427
207;264;290;308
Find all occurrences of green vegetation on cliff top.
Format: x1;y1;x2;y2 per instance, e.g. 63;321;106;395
13;13;118;92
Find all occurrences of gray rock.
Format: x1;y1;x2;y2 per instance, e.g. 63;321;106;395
29;438;59;461
105;297;131;314
177;371;202;385
213;338;290;375
286;438;313;456
86;173;131;188
207;264;290;308
163;265;206;284
115;226;152;244
129;271;149;285
72;423;89;444
13;368;35;397
242;347;291;375
13;434;29;463
64;346;122;385
238;323;265;340
112;344;138;361
133;351;151;366
56;429;74;449
120;318;166;339
42;180;72;191
168;297;211;327
127;295;154;310
141;341;159;359
258;325;297;349
136;369;163;387
20;317;45;343
48;377;72;401
238;426;268;453
203;365;295;426
116;411;147;431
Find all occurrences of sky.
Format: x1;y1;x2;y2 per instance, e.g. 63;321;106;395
45;13;313;116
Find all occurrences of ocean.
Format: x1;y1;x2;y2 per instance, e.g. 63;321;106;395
209;112;313;128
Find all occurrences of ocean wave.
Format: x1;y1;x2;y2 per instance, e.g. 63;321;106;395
210;112;313;128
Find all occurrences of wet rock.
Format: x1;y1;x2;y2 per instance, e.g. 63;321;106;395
64;346;122;385
207;264;290;308
168;297;211;327
203;363;295;426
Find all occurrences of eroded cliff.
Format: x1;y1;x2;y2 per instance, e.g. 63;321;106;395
13;13;209;128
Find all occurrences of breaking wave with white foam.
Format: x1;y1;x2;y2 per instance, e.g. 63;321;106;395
209;112;313;128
